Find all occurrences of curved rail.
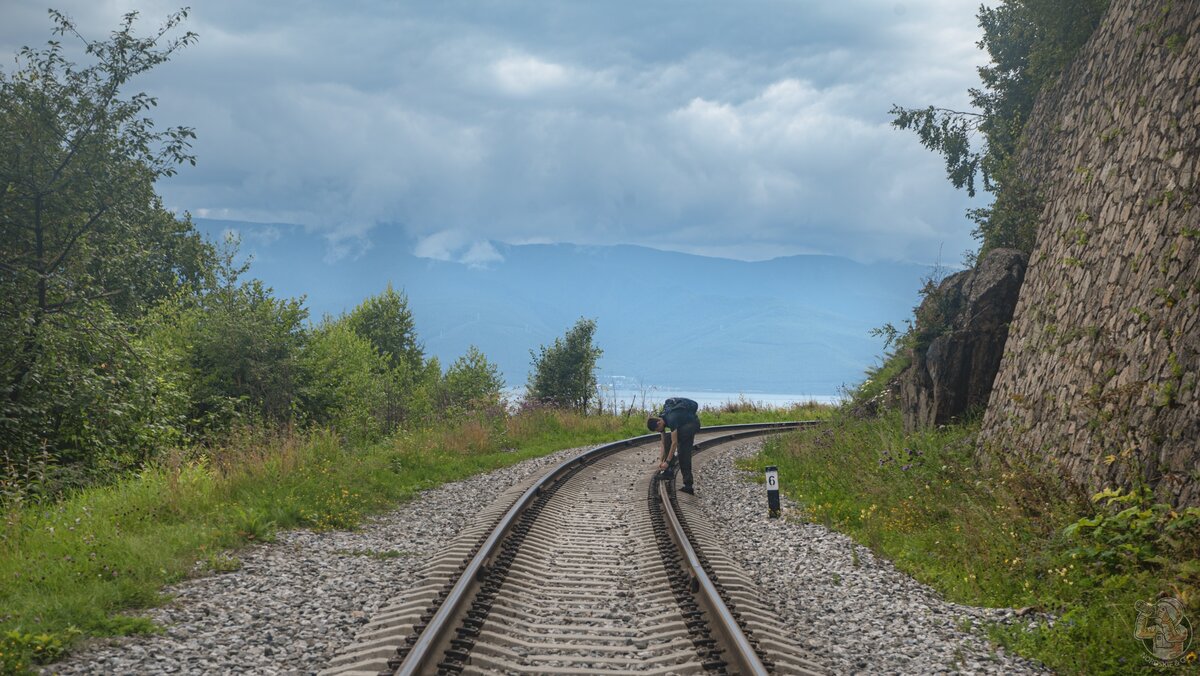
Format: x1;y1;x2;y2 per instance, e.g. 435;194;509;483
657;422;820;675
391;420;816;675
657;478;765;675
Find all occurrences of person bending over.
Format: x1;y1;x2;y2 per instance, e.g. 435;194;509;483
647;397;701;495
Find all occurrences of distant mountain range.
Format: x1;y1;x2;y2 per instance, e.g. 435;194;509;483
194;218;930;396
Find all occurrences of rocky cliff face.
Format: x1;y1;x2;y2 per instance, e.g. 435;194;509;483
901;249;1027;430
979;0;1200;507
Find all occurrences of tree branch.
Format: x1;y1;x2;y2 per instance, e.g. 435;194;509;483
42;288;124;315
54;306;139;360
45;203;110;274
929;107;984;118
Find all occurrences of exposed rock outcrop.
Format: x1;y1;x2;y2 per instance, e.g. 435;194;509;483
979;0;1200;507
901;249;1027;431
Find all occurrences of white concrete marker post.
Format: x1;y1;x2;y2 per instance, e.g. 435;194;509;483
765;465;780;518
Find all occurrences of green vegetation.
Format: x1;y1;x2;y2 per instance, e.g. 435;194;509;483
0;400;822;672
745;409;1200;674
890;0;1109;258
444;346;506;412
851;348;911;408
0;11;513;502
526;317;603;412
697;398;830;426
1;8;210;489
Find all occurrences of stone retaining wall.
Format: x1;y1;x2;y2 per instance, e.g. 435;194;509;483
979;0;1200;506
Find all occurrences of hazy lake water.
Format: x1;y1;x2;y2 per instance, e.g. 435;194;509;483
595;387;841;411
508;379;842;411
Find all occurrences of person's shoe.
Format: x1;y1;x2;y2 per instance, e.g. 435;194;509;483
678;485;695;495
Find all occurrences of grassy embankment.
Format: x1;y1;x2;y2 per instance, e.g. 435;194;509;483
0;400;828;673
744;409;1200;675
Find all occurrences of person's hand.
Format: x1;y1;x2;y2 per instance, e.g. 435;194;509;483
658;461;668;470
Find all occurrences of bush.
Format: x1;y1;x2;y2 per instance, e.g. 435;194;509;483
344;284;423;370
0;301;190;494
445;345;505;411
527;318;602;412
145;280;307;435
298;319;388;442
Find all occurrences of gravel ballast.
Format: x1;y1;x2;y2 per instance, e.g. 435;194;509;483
44;437;1049;675
42;446;589;676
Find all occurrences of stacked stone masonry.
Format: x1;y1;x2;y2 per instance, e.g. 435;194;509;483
980;0;1200;507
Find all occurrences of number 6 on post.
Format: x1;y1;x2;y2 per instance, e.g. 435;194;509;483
765;465;780;518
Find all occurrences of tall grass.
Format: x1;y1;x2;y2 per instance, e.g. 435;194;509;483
746;410;1199;675
699;398;831;425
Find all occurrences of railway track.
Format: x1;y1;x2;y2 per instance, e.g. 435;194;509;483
322;422;825;675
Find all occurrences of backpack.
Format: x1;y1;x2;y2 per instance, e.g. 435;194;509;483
661;397;699;417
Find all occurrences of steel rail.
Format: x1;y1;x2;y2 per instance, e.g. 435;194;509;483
655;424;818;676
390;420;816;675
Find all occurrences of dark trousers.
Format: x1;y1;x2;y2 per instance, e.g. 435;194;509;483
664;419;699;487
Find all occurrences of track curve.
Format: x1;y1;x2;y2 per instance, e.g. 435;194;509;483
321;423;824;675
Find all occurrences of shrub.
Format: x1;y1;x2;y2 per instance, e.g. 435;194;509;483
0;301;190;494
445;345;505;411
527;318;602;412
298;319;388;442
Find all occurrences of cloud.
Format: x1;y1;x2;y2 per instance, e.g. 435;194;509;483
491;54;570;95
461;240;504;267
413;231;465;262
414;230;504;267
1;0;992;265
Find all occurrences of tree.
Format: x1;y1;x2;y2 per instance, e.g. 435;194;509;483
180;278;308;430
889;0;1108;256
1;8;201;331
298;318;388;442
341;284;427;429
527;318;602;412
0;9;208;475
344;284;424;370
445;345;505;410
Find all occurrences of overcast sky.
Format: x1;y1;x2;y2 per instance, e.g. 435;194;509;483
2;1;991;265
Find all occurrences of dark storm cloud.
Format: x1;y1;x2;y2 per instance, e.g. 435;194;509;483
0;0;990;263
